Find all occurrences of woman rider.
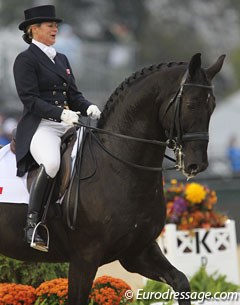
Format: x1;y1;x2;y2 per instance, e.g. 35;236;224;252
14;5;101;252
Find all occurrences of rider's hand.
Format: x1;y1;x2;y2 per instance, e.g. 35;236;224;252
87;105;101;120
60;109;80;125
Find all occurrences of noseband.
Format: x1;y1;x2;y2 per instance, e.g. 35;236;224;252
163;71;213;149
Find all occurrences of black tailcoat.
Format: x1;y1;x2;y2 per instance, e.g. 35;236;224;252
13;43;91;176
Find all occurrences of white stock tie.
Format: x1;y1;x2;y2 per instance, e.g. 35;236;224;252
44;46;56;62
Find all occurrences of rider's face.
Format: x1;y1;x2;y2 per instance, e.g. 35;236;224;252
31;22;58;46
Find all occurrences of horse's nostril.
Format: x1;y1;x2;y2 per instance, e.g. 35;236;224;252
188;164;199;173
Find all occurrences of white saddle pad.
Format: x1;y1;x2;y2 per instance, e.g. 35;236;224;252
0;128;82;204
0;144;29;203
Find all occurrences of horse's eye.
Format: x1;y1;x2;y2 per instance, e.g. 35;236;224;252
186;100;199;110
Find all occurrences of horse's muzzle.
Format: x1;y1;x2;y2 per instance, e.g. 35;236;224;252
185;161;208;176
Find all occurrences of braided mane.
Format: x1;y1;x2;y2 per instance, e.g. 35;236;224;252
97;61;187;127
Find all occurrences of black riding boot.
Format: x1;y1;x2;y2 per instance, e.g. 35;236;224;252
25;164;53;252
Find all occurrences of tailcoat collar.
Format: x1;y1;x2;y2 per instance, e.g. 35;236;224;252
29;43;70;83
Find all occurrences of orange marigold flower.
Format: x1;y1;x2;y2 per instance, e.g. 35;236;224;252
90;275;133;305
35;278;68;305
0;283;36;305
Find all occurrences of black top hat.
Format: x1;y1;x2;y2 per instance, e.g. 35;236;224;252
19;5;63;31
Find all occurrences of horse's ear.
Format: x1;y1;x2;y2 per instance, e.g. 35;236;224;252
188;53;202;78
205;54;226;80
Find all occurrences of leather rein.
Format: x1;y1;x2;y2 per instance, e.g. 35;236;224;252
77;71;213;173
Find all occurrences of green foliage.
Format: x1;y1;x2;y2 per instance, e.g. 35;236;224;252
131;302;146;305
0;255;69;287
132;266;240;305
190;266;240;294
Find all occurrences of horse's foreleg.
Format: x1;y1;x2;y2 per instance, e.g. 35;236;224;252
68;257;98;305
120;241;191;305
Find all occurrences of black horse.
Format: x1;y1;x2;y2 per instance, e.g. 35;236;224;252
0;53;225;305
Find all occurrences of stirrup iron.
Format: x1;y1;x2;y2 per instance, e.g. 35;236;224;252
30;222;49;252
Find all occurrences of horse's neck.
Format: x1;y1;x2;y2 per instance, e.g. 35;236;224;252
99;81;165;171
102;68;183;139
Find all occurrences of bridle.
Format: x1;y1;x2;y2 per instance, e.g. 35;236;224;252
76;70;213;173
159;71;213;174
162;71;212;147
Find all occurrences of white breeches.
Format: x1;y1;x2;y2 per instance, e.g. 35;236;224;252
30;119;72;178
